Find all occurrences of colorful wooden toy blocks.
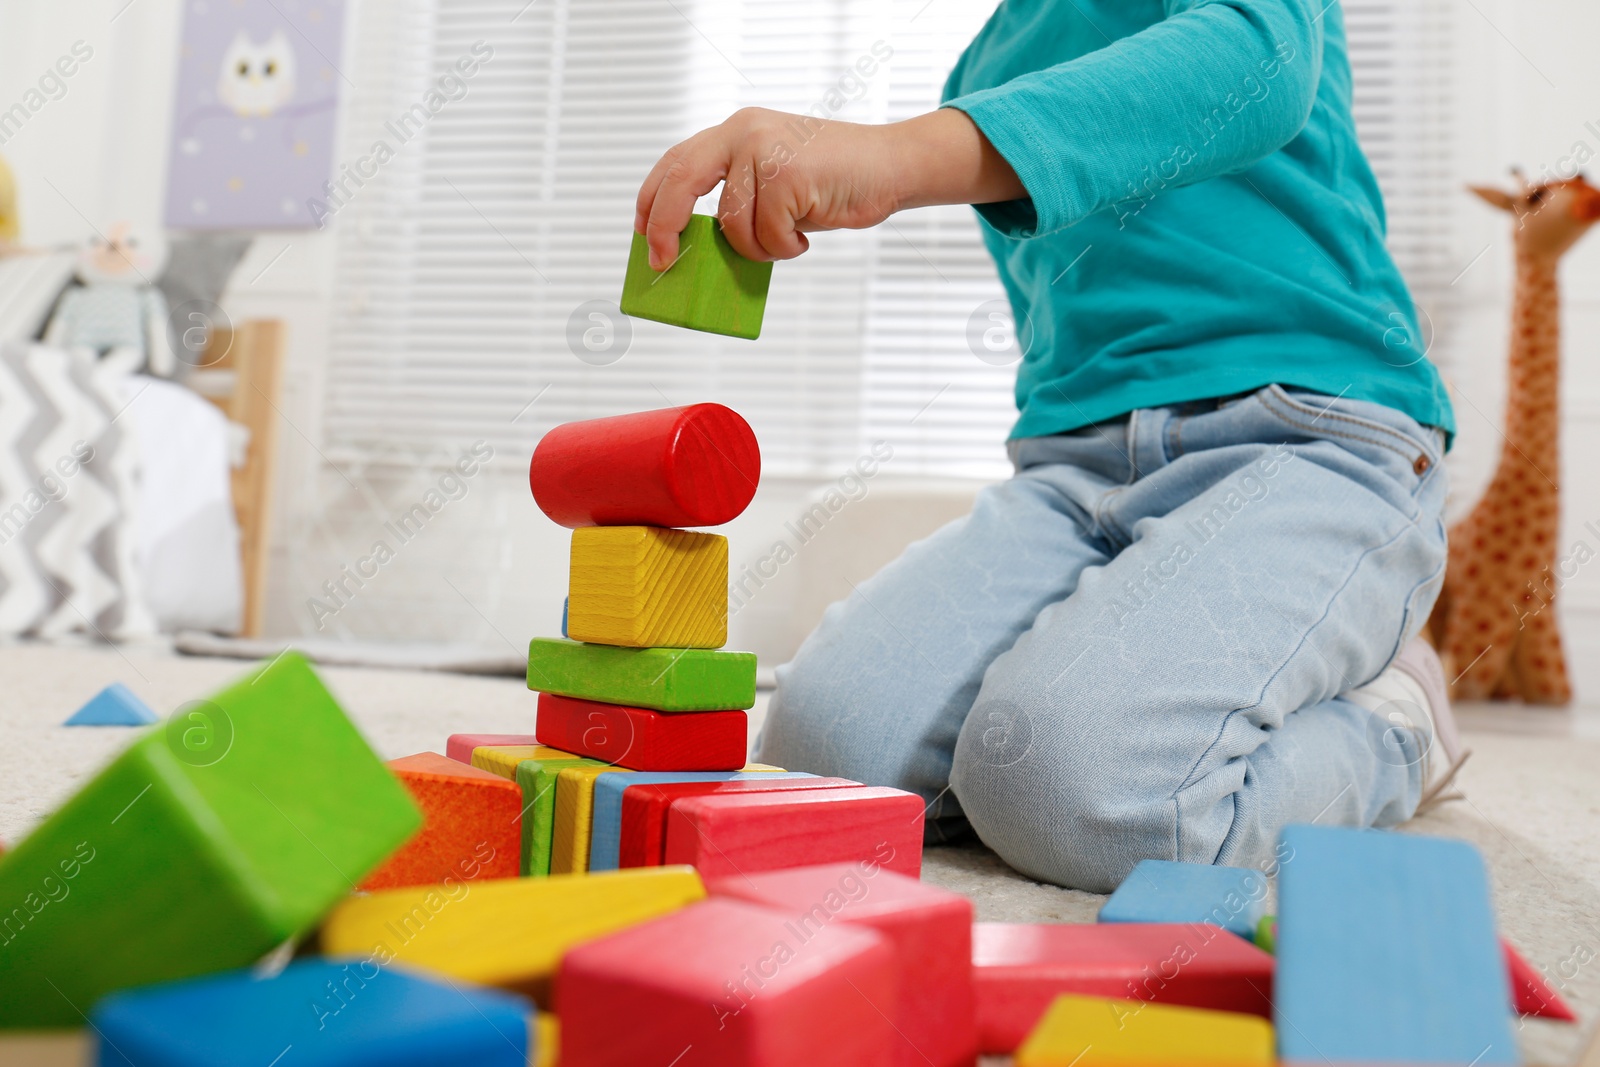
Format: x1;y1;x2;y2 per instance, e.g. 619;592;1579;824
528;403;760;529
566;525;729;647
445;732;538;764
618;776;861;869
90;959;533;1066
972;922;1274;1053
1098;858;1268;940
709;862;978;1067
558;897;896;1066
517;754;607;877
587;770;813;872
535;692;747;771
527;638;756;712
468;742;572;779
0;653;420;1029
63;682;157;726
360;752;523;891
1015;995;1274;1067
619;214;774;339
320;866;705;1002
1275;825;1518;1065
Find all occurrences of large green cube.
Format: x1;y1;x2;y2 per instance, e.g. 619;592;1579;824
526;638;756;711
0;653;420;1028
619;214;773;339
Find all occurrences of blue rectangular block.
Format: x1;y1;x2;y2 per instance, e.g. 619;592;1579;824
93;958;532;1066
1098;858;1267;940
1275;825;1517;1065
587;771;814;872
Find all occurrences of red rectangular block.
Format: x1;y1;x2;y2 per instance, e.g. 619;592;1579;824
534;692;747;771
974;922;1274;1053
663;786;925;880
361;752;522;891
446;733;537;764
709;862;976;1067
558;897;896;1066
621;777;861;868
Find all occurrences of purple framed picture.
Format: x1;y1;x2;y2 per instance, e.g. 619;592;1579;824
163;0;348;230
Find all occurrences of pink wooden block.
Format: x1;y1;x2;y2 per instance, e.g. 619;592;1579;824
663;786;924;881
445;733;537;765
558;897;897;1066
709;862;976;1067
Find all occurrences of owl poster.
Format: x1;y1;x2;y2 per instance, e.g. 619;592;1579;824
163;0;347;230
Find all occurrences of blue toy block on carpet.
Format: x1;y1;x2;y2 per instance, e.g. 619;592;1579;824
1275;825;1518;1065
64;682;157;726
1098;858;1267;940
92;958;532;1066
587;770;814;872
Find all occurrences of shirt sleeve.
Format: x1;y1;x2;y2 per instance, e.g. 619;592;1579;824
943;0;1324;238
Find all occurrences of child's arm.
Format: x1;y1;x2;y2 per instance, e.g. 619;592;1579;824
635;0;1322;267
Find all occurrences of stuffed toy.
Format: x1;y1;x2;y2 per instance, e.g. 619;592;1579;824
44;222;174;376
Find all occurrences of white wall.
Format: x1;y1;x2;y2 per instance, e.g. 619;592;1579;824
9;0;1600;694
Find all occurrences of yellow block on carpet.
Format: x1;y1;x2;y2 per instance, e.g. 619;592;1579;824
1016;995;1273;1067
566;526;728;648
470;744;572;780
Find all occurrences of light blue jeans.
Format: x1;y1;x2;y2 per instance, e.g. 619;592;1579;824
759;385;1449;892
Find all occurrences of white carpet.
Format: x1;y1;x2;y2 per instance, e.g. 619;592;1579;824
1;643;1597;1064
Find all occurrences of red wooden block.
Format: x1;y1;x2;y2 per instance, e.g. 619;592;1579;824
1502;936;1577;1021
446;733;537;764
974;922;1274;1053
360;752;522;891
535;692;747;771
528;404;760;529
709;862;977;1067
620;777;863;868
558;897;897;1066
663;786;924;881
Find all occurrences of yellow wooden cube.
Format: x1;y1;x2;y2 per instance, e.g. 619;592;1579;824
319;866;705;999
469;744;572;780
566;526;728;648
1016;995;1274;1067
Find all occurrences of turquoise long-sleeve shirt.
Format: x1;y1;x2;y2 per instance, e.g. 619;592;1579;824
942;0;1455;442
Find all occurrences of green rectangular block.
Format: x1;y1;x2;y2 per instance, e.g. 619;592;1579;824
0;653;420;1028
619;214;773;339
515;756;606;877
526;638;757;712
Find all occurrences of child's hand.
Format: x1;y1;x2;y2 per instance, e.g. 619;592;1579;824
634;107;1023;269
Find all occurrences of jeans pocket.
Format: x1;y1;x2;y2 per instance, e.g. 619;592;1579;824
1260;385;1442;478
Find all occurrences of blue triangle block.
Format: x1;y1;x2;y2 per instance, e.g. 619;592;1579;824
65;683;159;726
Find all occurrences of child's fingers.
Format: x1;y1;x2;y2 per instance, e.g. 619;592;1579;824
716;157;766;262
754;187;809;261
644;133;730;270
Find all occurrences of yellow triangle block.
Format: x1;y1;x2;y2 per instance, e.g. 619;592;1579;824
320;866;705;997
566;526;728;648
470;744;572;780
1017;995;1274;1067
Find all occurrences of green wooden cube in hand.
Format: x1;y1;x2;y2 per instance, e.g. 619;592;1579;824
620;214;773;339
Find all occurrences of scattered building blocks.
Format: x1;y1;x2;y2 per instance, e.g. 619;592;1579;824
63;682;157;726
528;402;760;529
619;215;774;340
710;863;978;1067
558;898;894;1066
446;733;538;764
620;776;862;868
550;763;628;875
973;922;1274;1053
527;638;756;711
588;770;812;872
0;1032;87;1066
1098;858;1267;940
321;867;706;1001
91;958;532;1066
535;692;747;771
361;752;522;891
1015;994;1274;1067
0;653;420;1029
1503;936;1577;1021
663;785;925;880
567;526;729;648
469;743;572;780
517;755;607;877
1275;826;1518;1065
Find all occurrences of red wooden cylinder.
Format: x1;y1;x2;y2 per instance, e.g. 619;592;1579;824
529;404;760;528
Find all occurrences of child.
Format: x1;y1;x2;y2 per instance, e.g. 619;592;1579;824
634;0;1464;892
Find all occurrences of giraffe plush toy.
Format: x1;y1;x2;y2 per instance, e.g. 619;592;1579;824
1428;173;1600;704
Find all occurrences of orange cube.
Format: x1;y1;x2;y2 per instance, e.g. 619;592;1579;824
361;752;522;890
